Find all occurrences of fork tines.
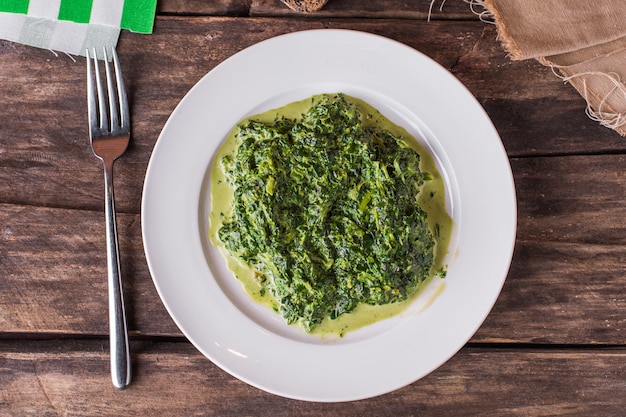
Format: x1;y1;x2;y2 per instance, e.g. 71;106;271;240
86;47;130;139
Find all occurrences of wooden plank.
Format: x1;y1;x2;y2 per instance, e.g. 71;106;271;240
482;98;623;157
0;204;180;337
512;155;626;245
157;0;252;16
156;0;477;19
249;0;477;19
475;240;626;344
1;340;625;416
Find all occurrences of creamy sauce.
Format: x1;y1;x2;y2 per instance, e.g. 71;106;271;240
209;94;453;336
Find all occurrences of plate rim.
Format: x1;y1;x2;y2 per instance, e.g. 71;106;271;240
141;28;517;402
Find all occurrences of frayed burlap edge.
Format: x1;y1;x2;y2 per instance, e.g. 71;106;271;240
556;68;626;136
480;0;626;136
482;0;525;60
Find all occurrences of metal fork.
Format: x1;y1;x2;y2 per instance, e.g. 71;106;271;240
86;47;131;389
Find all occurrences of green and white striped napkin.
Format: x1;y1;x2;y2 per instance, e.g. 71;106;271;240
0;0;157;57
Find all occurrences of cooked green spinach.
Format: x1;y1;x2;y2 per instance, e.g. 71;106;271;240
218;94;436;332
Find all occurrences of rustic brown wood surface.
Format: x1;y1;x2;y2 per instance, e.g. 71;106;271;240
1;0;625;415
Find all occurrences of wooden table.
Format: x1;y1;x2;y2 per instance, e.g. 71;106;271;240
2;1;625;415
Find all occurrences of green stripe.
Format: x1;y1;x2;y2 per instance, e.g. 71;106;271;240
0;0;29;14
58;0;93;24
121;0;157;33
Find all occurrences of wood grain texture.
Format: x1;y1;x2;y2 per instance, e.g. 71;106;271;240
1;340;625;416
512;155;626;245
157;0;253;16
0;204;178;337
1;7;625;414
250;0;475;18
476;240;626;344
156;0;478;19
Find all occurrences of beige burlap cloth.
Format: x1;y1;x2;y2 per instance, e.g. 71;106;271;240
482;0;626;136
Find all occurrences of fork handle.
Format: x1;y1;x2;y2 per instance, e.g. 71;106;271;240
103;160;132;389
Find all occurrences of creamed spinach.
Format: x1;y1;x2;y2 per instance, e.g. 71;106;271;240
214;94;445;332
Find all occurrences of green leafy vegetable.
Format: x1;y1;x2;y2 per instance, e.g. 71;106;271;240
217;94;436;332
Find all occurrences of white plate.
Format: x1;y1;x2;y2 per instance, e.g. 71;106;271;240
142;29;516;402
